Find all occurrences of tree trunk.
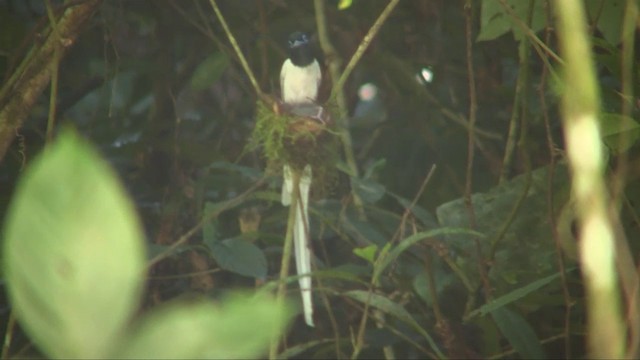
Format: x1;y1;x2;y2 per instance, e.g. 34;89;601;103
0;0;102;163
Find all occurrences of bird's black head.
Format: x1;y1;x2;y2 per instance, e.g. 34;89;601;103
287;31;315;67
288;31;310;49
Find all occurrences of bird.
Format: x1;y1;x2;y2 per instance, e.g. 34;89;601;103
280;31;321;106
279;31;321;327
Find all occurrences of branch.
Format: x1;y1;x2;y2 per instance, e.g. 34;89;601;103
330;0;400;99
0;0;102;162
554;0;624;357
209;0;268;103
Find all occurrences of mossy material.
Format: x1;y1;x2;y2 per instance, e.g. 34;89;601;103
248;100;338;199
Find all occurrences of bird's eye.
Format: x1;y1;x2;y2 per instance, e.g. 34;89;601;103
301;34;308;42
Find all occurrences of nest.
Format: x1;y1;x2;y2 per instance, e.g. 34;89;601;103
248;100;338;198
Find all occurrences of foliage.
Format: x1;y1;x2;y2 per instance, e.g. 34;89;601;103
2;131;292;358
0;0;639;359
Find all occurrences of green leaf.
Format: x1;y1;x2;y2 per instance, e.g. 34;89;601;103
190;52;229;90
599;113;640;137
202;202;221;243
363;158;386;179
599;113;640;153
491;307;546;359
345;290;416;327
586;0;625;45
353;244;378;263
388;192;438;228
374;228;484;280
470;269;575;317
344;290;444;358
3;130;146;358
338;0;353;10
342;212;387;245
115;293;293;359
477;0;512;41
351;176;386;204
207;237;267;278
277;339;337;359
477;0;546;42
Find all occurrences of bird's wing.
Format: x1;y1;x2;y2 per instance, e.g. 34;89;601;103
280;59;290;101
312;60;322;95
294;164;314;327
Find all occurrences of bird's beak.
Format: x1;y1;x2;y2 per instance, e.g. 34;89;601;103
290;39;307;48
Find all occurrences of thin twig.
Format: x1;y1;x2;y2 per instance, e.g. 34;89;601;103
496;0;563;65
330;0;401;99
391;164;437;243
313;0;365;219
463;1;490;302
269;171;299;360
44;0;62;144
209;0;267;102
147;177;265;268
539;2;572;357
1;312;15;359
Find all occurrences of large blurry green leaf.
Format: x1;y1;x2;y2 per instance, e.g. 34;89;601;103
115;293;292;359
491;307;546;359
3;131;146;358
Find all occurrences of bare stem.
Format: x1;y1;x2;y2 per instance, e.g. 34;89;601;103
269;172;300;360
209;0;266;102
330;0;400;99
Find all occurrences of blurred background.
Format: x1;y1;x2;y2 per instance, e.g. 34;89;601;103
0;0;639;358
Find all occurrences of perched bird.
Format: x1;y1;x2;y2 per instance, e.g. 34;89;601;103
280;31;321;105
280;31;321;327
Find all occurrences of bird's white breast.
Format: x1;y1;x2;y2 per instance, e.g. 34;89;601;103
280;59;321;104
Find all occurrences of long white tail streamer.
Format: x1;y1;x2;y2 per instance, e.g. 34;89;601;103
281;164;314;326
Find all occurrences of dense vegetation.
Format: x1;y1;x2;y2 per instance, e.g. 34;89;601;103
0;0;638;358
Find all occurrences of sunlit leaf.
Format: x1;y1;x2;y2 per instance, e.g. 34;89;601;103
338;0;353;10
353;244;378;263
3;131;146;358
115;293;292;359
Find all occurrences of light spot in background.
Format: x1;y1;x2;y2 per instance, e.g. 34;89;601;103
357;83;378;101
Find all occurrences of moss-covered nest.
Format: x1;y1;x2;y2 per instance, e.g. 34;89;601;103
248;100;339;198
